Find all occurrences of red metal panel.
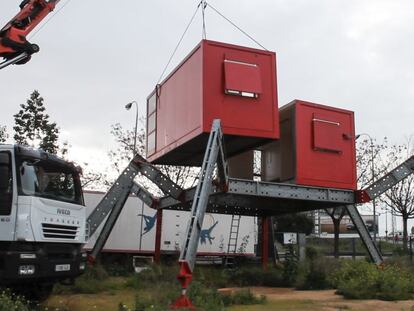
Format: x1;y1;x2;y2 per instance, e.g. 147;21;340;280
148;44;204;161
147;40;279;165
312;113;342;153
261;100;356;189
295;100;357;189
203;40;278;137
224;60;262;95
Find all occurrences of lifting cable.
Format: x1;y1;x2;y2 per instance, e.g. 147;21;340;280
157;0;267;84
156;1;204;84
28;0;73;40
205;2;267;51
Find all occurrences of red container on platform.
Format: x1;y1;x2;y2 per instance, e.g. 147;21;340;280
261;100;357;190
146;40;279;166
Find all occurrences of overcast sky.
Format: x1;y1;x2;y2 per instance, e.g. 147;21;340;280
1;0;413;174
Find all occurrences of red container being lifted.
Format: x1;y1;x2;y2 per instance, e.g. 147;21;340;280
146;40;279;166
261;100;357;190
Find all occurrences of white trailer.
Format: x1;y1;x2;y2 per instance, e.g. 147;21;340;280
83;191;256;257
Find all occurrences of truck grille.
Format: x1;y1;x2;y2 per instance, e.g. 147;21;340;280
42;223;79;240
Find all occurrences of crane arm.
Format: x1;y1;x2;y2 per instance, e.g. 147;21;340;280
0;0;60;68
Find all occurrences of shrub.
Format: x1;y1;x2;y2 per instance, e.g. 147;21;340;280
53;263;123;294
223;265;285;287
0;290;29;311
82;263;109;280
125;264;177;290
283;246;299;286
295;247;339;290
331;260;414;300
188;281;224;311
262;268;285;287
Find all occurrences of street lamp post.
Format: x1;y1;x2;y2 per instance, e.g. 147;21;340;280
125;100;139;157
356;133;377;242
125;100;144;250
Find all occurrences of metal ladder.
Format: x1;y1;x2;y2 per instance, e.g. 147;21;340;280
172;119;228;309
224;214;241;266
86;153;184;261
227;214;241;254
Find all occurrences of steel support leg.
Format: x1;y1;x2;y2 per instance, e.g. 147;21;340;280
171;119;228;310
346;204;383;264
261;216;269;270
154;209;163;264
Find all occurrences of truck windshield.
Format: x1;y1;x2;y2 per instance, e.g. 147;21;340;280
18;159;83;205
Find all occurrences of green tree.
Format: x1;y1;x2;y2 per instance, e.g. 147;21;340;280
13;90;60;154
0;125;8;143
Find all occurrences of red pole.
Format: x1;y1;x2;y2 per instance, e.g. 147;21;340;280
154;209;163;264
261;216;269;270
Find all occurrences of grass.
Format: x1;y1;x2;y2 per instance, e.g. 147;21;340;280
45;288;137;311
39;257;414;311
46;264;267;310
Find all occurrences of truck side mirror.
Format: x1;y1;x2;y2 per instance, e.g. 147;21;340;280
0;153;10;166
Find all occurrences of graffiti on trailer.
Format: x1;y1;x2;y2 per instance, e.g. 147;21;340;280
138;213;157;235
200;220;219;245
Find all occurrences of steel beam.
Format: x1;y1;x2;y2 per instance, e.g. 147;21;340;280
357;156;414;202
158;178;355;216
133;154;184;201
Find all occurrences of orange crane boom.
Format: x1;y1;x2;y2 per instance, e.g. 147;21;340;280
0;0;60;69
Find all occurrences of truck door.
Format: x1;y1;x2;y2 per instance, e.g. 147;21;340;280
0;151;15;241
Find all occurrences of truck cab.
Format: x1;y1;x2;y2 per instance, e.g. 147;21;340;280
0;144;87;299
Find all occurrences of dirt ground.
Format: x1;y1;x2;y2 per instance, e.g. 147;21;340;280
44;287;414;311
223;287;414;311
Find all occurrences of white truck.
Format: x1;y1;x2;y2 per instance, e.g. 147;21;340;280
0;145;87;299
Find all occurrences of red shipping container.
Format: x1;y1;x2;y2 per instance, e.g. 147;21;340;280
261;100;357;190
146;40;279;166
